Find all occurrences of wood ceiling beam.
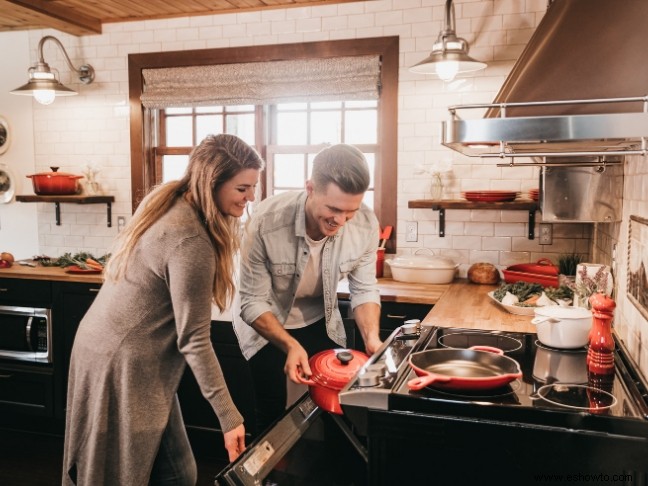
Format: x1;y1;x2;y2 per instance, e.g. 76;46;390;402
5;0;102;35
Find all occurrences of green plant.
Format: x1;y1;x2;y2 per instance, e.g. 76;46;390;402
558;253;585;276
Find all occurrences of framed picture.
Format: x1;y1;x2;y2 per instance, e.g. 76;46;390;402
0;117;9;155
627;215;648;320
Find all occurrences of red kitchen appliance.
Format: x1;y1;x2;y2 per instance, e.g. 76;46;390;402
502;258;559;287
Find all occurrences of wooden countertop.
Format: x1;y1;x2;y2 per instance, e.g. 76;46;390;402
0;263;104;284
337;278;449;305
423;280;536;333
338;278;535;334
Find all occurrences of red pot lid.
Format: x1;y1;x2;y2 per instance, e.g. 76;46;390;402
309;349;369;390
27;166;82;179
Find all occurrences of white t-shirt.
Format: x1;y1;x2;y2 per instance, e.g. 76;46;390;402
284;235;326;329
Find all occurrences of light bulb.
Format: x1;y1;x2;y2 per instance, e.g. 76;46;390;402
436;61;459;82
34;90;56;105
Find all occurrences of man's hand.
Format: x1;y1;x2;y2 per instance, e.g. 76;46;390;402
223;423;246;462
284;341;312;384
364;335;383;356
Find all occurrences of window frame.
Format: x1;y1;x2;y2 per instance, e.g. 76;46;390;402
128;36;399;250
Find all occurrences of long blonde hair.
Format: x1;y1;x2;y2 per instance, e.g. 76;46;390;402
106;134;264;312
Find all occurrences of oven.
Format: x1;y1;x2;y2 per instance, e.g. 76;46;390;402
339;324;648;485
0;304;52;363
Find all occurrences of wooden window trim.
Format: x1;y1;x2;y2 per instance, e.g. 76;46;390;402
128;36;398;250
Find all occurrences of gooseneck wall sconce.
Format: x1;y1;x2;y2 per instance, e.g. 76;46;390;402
11;35;95;105
410;0;486;81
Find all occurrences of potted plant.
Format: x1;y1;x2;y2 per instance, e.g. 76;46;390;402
557;253;585;277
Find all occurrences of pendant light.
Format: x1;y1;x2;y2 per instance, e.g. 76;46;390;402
11;36;95;105
410;0;486;81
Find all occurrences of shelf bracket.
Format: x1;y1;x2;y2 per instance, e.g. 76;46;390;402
528;210;535;240
107;202;112;228
55;202;61;225
438;208;445;237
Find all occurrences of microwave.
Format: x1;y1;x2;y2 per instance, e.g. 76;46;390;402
0;305;52;363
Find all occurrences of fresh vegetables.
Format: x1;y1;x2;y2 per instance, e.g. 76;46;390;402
0;251;14;268
492;281;573;307
37;252;110;270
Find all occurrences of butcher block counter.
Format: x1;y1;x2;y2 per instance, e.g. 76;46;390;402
338;278;535;334
0;263;103;284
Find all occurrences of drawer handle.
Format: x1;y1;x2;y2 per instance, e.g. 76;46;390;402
0;374;12;379
0;288;8;292
89;288;100;293
386;314;406;319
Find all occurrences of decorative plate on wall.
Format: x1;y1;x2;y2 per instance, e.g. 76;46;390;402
0;117;9;155
0;164;15;204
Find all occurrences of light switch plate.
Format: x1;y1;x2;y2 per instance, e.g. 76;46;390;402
405;221;418;242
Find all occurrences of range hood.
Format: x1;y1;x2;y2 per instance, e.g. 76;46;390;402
441;0;648;161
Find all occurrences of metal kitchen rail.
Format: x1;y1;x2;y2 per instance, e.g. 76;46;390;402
407;199;538;239
16;195;115;227
441;95;648;161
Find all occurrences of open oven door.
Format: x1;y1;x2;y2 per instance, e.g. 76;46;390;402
215;393;367;485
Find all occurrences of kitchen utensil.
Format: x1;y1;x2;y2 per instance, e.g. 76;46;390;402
298;348;368;414
532;344;588;384
587;293;616;375
26;166;83;195
503;258;559;287
385;249;458;284
379;225;393;248
407;346;522;391
376;247;385;278
532;306;592;349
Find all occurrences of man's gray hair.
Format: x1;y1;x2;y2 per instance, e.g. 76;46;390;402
311;144;370;195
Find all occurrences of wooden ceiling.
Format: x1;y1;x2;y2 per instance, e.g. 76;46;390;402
0;0;366;36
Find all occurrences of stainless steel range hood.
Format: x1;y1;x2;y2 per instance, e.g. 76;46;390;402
441;0;648;160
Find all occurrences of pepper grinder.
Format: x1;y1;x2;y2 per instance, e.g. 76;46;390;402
587;293;616;375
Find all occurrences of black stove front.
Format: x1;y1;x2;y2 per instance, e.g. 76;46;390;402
340;325;648;485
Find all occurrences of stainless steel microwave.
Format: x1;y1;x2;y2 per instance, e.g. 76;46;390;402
0;305;52;363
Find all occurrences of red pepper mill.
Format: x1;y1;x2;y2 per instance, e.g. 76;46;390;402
587;293;616;375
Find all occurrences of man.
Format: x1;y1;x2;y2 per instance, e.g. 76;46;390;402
233;144;382;434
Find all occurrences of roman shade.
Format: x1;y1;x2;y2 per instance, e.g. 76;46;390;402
141;55;381;108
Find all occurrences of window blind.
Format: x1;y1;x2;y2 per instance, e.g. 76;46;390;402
141;55;381;108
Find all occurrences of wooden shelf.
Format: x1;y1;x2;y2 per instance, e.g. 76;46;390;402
16;195;115;227
408;199;539;239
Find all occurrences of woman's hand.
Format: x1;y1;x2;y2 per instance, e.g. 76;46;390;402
223;423;246;462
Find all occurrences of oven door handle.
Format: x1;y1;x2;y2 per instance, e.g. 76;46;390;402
25;316;34;352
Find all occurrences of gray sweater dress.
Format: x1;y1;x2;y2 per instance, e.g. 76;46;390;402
63;199;243;485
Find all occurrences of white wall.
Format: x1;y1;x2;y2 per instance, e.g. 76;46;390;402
0;31;39;259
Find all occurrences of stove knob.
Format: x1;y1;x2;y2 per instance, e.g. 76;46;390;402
402;319;421;335
367;363;387;376
357;371;381;387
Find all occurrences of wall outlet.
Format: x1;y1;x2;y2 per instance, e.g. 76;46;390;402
405;221;418;242
539;223;553;245
117;216;126;232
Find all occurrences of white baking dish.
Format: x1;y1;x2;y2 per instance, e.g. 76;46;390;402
385;252;458;284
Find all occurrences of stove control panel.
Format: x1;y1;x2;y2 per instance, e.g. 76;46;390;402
339;324;434;411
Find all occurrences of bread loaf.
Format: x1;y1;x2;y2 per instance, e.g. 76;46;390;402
468;263;500;284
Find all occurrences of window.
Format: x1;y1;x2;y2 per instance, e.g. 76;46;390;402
129;37;398;249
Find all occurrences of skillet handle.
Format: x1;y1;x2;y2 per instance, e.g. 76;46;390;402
296;375;316;386
468;345;504;355
407;372;451;391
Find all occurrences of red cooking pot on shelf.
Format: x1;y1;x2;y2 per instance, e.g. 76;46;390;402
298;348;369;414
26;166;83;195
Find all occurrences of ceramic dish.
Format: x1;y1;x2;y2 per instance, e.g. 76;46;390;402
487;291;535;316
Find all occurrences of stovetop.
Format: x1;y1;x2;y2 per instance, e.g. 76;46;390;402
340;324;648;437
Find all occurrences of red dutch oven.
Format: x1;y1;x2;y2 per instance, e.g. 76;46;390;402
299;349;369;414
26;166;83;195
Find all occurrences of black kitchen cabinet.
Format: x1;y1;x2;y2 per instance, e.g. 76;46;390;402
52;281;101;419
0;277;52;307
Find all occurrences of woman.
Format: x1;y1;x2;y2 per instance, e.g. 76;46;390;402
63;134;265;485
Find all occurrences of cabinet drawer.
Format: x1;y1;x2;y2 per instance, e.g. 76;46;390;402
0;365;54;417
380;302;432;331
0;278;52;307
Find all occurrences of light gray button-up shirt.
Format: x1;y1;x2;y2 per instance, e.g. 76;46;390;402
233;190;380;360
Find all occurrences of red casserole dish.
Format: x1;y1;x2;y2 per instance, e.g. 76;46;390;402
26;166;83;195
502;258;559;287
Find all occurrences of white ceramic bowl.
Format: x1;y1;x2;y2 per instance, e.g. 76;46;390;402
385;253;458;284
531;306;592;349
